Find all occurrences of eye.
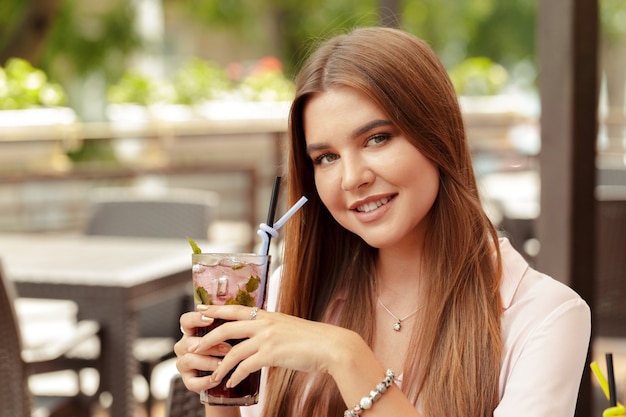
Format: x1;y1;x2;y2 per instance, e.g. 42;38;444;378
366;133;391;147
312;152;339;166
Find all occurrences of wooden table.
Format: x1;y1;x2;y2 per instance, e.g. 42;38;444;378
0;233;242;417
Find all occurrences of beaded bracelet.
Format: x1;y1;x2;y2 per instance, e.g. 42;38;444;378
344;369;396;417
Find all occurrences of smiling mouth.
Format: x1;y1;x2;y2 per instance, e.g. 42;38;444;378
355;196;394;213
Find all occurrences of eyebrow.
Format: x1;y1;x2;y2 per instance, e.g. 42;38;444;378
305;119;393;155
351;119;393;139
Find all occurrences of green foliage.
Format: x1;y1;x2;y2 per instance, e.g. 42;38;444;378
170;0;379;77
464;0;536;69
601;0;626;43
39;0;142;84
0;57;67;109
402;0;495;66
107;71;176;105
2;0;544;112
0;1;27;53
106;56;295;105
173;58;233;104
169;0;536;87
402;0;535;70
238;68;296;101
448;57;509;96
65;139;118;165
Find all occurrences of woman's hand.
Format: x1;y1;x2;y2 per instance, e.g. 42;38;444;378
174;307;234;393
185;304;365;389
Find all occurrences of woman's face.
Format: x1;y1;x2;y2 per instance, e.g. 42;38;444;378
303;86;440;250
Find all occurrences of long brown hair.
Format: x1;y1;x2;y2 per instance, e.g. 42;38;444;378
262;27;503;417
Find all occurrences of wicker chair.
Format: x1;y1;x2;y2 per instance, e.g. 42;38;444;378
84;186;220;415
0;259;102;417
165;375;205;417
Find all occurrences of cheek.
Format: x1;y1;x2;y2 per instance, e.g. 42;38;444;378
314;170;339;209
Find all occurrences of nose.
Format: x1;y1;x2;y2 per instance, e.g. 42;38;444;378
341;155;375;191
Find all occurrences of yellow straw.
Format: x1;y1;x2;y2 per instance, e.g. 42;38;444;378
590;361;626;417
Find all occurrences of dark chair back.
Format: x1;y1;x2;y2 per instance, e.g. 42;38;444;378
165;375;205;417
594;186;626;337
85;187;219;241
0;259;32;417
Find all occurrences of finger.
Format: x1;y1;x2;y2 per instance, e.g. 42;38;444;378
193;320;258;354
199;304;264;322
180;311;214;335
226;356;264;389
192;307;265;352
176;353;226;392
180;373;220;393
177;351;223;373
174;336;197;356
208;332;267;387
221;343;264;388
175;336;233;359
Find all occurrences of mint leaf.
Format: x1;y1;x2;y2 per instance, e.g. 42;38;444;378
235;290;256;307
187;236;202;254
195;287;212;305
245;275;260;293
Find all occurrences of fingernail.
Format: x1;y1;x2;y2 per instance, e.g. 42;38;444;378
197;304;209;311
211;370;221;382
201;315;213;323
218;343;231;354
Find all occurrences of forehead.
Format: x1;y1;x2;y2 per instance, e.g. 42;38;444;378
303;87;386;143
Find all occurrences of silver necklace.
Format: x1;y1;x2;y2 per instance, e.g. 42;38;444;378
377;296;421;331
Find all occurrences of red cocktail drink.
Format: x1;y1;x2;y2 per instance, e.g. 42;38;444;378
192;253;268;406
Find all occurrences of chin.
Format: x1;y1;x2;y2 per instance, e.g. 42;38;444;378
360;236;395;249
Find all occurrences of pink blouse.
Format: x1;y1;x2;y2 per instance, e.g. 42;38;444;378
241;238;591;417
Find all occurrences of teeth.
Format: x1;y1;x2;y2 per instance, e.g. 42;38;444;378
356;197;391;213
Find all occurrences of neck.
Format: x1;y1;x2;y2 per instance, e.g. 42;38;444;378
375;245;425;306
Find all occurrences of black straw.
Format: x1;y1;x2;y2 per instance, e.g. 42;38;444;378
607;353;617;407
258;176;281;309
263;176;281;256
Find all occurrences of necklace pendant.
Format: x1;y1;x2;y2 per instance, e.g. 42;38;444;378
393;321;401;331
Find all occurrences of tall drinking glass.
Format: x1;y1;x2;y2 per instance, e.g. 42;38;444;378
191;252;269;406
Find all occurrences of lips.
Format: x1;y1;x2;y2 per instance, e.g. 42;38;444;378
354;195;394;213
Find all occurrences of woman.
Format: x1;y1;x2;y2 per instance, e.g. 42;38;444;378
175;27;591;417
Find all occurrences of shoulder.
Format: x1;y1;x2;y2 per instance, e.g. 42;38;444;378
499;238;589;311
495;240;591;415
498;238;590;344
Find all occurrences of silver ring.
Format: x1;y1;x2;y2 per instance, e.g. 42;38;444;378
250;306;259;320
180;325;188;336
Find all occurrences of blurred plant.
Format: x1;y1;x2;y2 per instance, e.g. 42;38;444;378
107;72;176;105
173;58;233;104
107;56;294;105
174;0;379;78
39;0;142;84
65;139;118;166
173;0;536;90
448;57;509;96
235;56;295;101
0;57;67;109
402;0;495;68
601;0;626;43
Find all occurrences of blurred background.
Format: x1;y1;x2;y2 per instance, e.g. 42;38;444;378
0;0;549;242
0;1;625;417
